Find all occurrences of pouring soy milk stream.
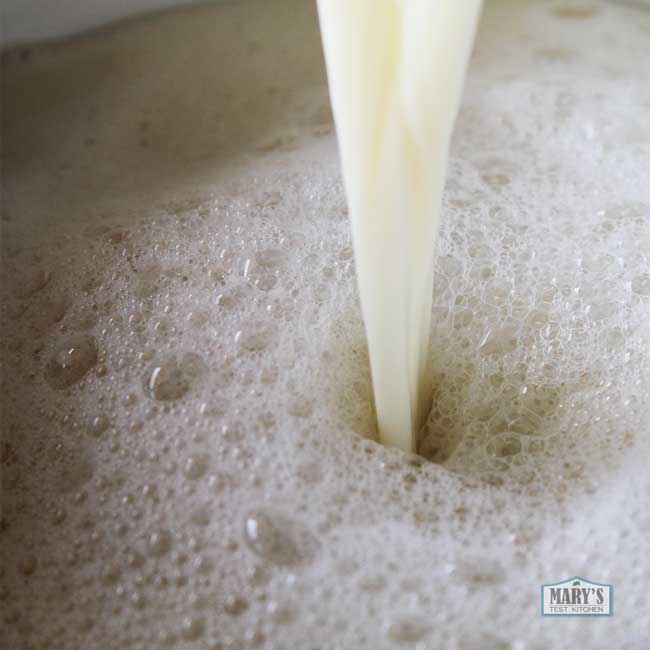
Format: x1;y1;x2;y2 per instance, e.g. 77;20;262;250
317;0;482;451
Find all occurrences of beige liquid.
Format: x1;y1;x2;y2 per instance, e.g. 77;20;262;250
2;1;650;648
317;0;482;451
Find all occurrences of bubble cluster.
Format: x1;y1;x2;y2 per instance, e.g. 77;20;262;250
1;1;649;649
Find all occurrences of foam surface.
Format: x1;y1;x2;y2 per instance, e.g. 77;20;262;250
2;1;650;648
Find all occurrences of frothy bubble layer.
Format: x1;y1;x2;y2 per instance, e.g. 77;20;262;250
1;0;650;648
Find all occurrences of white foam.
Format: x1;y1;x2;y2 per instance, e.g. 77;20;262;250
1;0;649;648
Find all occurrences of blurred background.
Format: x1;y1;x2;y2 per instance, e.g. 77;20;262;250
4;0;650;48
2;0;204;46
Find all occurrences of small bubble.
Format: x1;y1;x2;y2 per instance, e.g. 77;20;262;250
180;616;204;641
45;335;98;389
631;274;650;296
148;529;172;557
235;325;275;352
527;310;549;329
135;264;162;298
199;398;227;418
131;590;146;609
52;508;66;525
193;555;213;574
101;564;121;585
296;462;323;484
144;353;206;401
589;301;617;320
479;325;518;355
358;573;386;592
251;248;285;270
126;550;144;568
482;473;505;487
454;558;504;586
266;599;294;623
223;594;248;616
386;616;430;643
90;414;110;437
287;396;313;417
486;433;522;458
255;275;277;291
482;172;511;187
184;454;209;480
243;510;319;567
439;254;463;276
508;409;543;435
187;310;209;327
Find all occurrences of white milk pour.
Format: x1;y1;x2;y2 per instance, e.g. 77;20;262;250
316;0;482;451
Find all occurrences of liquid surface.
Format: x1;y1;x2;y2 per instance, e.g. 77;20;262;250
317;0;482;451
2;1;650;649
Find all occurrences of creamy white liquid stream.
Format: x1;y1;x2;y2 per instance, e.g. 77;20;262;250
317;1;482;451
